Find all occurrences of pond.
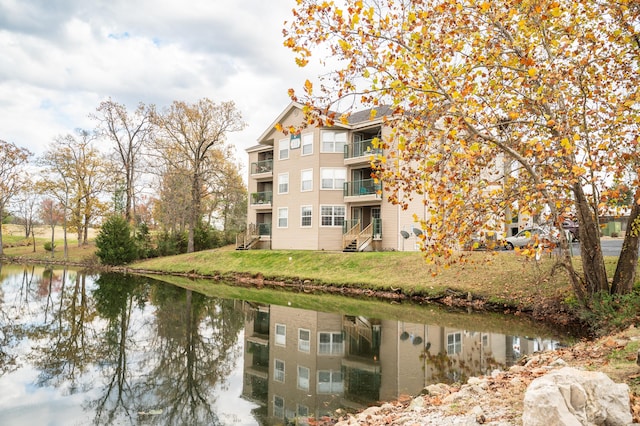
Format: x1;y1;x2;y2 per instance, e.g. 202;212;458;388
0;264;577;425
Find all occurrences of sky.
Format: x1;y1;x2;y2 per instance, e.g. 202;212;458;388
0;0;322;168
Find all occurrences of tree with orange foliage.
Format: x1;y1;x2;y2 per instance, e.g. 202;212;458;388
285;0;640;303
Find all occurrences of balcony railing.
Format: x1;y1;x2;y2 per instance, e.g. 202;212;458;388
343;179;381;197
257;223;271;236
344;138;382;159
250;159;273;175
343;218;382;238
250;191;273;205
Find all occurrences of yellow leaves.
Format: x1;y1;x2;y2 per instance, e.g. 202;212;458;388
304;79;313;95
571;164;586;176
479;1;490;12
527;67;538;78
338;38;351;52
274;123;284;132
550;7;562;17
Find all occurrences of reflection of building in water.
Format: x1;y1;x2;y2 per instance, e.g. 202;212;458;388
241;302;558;425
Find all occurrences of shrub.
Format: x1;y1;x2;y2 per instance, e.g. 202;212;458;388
95;215;138;266
43;241;55;252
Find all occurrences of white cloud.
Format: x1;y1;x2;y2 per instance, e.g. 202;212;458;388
0;0;319;161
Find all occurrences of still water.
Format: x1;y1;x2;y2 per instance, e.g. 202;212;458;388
0;264;575;425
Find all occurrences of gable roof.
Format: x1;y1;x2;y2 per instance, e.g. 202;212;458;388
254;103;395;148
347;105;393;125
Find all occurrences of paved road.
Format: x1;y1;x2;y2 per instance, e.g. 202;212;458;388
567;238;630;257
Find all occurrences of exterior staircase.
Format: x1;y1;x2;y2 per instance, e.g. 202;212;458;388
342;222;373;252
236;224;260;250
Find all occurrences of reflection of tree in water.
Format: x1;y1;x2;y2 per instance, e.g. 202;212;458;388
28;270;98;392
1;265;63;379
88;272;150;425
146;284;244;426
87;275;245;426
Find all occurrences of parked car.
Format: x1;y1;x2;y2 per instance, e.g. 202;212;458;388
504;227;556;250
562;220;579;242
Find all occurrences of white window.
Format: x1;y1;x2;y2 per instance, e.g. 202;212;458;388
274;395;284;418
321;130;347;153
318;332;344;355
447;332;462;355
278;208;288;228
298;328;311;352
302;133;313;155
274;359;285;382
320;168;346;190
317;370;344;394
278;173;289;194
297;366;310;391
300;206;312;228
279;138;289;160
275;323;286;346
301;169;313;192
320;205;346;227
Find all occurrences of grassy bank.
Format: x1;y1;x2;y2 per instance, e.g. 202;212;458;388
130;246;574;307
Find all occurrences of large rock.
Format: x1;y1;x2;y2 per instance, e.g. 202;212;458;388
522;367;632;426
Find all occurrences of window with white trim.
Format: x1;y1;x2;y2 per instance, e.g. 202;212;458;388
275;323;286;346
320;205;345;227
317;370;344;394
321;130;347;153
274;395;284;418
297;365;310;391
278;208;288;228
278;173;289;194
447;332;462;355
318;332;344;355
279;138;289;160
301;169;313;192
298;328;311;352
302;133;313;155
320;168;346;190
300;206;312;228
274;359;285;382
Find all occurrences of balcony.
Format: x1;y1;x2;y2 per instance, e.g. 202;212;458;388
250;191;273;209
250;159;273;178
343;179;382;202
344;139;382;165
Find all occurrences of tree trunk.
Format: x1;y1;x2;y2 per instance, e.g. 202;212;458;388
611;190;640;294
187;176;199;253
573;183;609;296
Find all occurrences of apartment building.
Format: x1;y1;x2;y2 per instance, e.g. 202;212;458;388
242;102;426;252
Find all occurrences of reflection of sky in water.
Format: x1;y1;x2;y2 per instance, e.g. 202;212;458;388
0;268;259;426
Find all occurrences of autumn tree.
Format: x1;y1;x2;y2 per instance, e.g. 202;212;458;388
92;99;153;223
285;0;640;304
38;130;111;257
39;198;65;258
151;99;245;253
0;140;32;256
13;186;40;251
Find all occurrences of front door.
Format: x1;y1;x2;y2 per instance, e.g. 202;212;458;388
352;207;362;230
